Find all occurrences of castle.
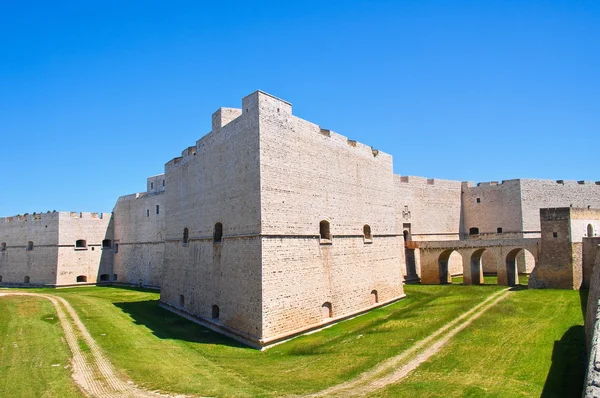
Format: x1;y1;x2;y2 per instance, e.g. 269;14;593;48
1;90;599;348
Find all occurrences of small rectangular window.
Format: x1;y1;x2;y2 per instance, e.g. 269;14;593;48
156;205;160;215
162;179;165;187
151;182;154;189
114;243;119;253
553;232;558;238
476;198;481;203
497;227;503;233
147;209;149;217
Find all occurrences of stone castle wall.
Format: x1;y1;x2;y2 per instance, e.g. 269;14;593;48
520;179;600;234
462;180;524;238
160;92;263;341
113;189;165;288
56;212;113;285
394;176;463;241
257;92;404;341
530;207;600;289
0;212;60;285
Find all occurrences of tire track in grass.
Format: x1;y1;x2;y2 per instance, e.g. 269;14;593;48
1;292;180;398
302;288;512;398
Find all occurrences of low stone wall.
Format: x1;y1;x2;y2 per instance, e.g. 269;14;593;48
583;244;600;396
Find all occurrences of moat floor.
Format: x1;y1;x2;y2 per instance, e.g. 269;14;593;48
0;283;586;397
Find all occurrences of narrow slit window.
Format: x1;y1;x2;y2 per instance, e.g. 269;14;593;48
183;228;189;246
214;223;223;243
320;220;331;242
363;224;372;241
156;205;160;215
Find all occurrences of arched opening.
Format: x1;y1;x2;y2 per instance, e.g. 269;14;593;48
76;275;87;283
371;290;378;304
0;242;6;251
588;224;595;237
469;227;479;236
214;222;223;243
26;241;34;251
505;249;523;287
363;224;372;241
99;274;110;282
448;251;464;282
438;250;455;284
469;249;485;285
75;239;87;249
183;228;189;246
319;220;331;242
102;239;112;248
321;302;333;319
24;276;30;283
212;305;220;319
112;274;118;281
513;248;536;275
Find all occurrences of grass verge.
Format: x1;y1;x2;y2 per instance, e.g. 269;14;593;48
0;296;84;397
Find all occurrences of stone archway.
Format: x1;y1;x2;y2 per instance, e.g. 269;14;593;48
438;250;454;284
505;249;523;287
468;249;486;285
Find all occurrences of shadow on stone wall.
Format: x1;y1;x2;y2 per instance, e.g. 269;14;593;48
581;289;589;320
113;298;247;349
541;325;586;397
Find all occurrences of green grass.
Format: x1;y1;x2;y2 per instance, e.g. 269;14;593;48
0;284;586;397
45;285;501;397
0;296;84;397
369;288;587;398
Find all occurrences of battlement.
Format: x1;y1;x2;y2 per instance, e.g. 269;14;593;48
396;175;465;188
474;179;519;187
64;211;112;220
165;90;391;173
0;211;60;223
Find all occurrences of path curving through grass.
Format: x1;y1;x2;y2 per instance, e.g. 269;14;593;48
302;288;512;397
0;292;168;398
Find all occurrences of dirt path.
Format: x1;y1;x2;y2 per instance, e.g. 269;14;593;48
0;292;176;398
303;288;512;397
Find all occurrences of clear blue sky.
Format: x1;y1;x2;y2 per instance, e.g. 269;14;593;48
1;1;598;216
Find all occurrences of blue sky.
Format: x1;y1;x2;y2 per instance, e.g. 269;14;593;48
1;1;598;216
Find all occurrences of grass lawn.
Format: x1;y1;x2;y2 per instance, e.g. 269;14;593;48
369;288;587;398
0;296;84;397
0;283;586;397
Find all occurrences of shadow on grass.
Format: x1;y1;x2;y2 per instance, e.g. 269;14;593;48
113;300;248;349
541;325;586;398
509;285;527;292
